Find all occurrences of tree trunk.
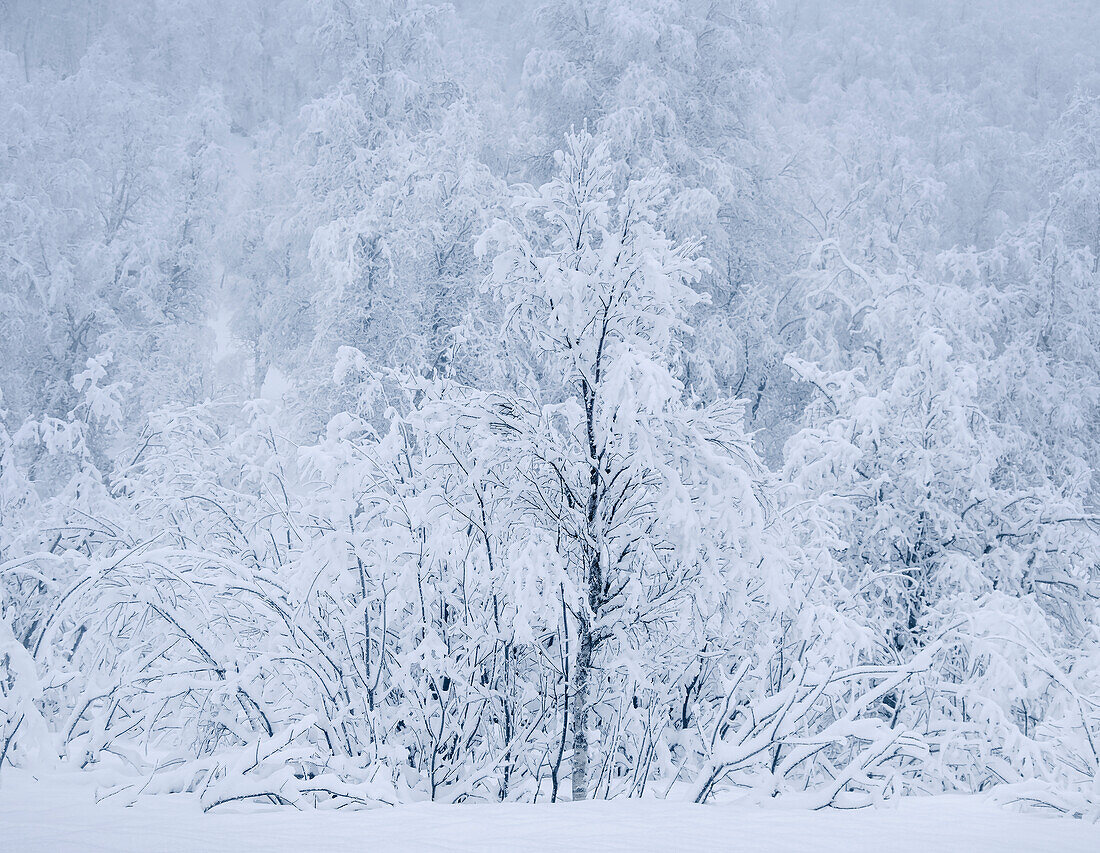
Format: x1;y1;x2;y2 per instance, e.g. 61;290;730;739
572;371;604;801
571;613;593;801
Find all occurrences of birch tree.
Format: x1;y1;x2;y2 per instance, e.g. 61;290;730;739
477;130;776;798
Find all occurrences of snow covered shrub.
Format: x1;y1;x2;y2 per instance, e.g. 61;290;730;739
785;316;1100;813
0;608;48;778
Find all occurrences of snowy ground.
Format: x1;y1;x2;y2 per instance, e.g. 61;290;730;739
1;773;1096;852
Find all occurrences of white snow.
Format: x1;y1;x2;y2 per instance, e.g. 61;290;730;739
1;772;1096;853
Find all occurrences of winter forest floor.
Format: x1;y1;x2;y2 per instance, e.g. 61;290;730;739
1;773;1096;853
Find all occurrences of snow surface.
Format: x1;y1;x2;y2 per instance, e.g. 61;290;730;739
1;772;1097;853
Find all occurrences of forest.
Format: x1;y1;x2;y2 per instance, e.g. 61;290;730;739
1;0;1099;824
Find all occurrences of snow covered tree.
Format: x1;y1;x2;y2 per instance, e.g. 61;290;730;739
476;130;777;798
235;0;504;405
488;0;800;458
